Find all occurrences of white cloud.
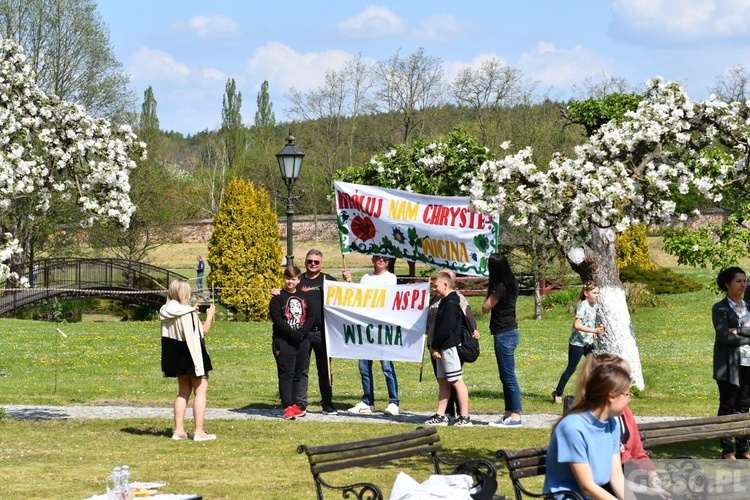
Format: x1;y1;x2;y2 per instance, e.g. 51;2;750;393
173;14;241;38
337;6;405;38
202;68;226;80
412;14;464;42
518;42;609;89
610;0;750;44
127;47;190;81
246;42;352;92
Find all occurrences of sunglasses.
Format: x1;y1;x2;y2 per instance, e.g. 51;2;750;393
306;259;321;265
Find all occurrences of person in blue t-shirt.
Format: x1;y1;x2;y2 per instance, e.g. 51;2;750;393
543;363;630;500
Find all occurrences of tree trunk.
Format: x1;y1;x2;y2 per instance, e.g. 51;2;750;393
567;225;644;389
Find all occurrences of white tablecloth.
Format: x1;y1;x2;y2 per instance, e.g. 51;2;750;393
82;495;200;500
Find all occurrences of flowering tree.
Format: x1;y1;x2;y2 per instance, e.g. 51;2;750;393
0;39;143;281
468;78;749;389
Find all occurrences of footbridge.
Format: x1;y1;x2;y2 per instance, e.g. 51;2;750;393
0;258;187;316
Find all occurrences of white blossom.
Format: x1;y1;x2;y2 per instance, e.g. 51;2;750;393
0;39;144;281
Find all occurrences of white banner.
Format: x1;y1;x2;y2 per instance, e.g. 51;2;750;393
323;280;429;362
334;181;499;276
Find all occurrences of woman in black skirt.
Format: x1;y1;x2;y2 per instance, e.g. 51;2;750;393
159;278;216;441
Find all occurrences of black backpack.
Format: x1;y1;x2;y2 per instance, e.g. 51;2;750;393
456;313;480;363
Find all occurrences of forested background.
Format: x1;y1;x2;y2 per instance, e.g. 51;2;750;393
1;0;747;273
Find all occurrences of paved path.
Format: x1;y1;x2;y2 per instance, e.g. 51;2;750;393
2;404;685;428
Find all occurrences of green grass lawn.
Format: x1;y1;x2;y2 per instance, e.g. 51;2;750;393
0;238;733;498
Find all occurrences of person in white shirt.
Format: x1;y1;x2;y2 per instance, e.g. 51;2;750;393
342;255;400;416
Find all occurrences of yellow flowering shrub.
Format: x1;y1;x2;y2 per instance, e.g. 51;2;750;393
208;178;283;321
616;223;656;271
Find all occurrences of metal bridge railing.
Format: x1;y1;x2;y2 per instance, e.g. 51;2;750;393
0;258;187;316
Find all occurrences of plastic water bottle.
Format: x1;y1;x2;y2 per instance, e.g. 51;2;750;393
121;465;130;492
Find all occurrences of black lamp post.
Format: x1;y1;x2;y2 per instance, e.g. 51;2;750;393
276;132;305;268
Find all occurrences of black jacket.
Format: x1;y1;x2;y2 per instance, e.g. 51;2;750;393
712;296;750;387
431;291;462;351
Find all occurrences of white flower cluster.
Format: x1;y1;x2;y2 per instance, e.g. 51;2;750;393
469;78;748;247
0;39;144;279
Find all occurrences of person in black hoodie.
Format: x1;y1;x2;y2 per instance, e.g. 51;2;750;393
424;271;473;427
269;265;315;420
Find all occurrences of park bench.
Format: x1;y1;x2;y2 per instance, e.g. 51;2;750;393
298;426;504;499
637;412;750;453
496;446;583;500
497;413;750;500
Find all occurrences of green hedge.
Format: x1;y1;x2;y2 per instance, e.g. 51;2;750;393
619;265;703;294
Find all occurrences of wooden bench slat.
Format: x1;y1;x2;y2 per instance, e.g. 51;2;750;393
307;435;441;466
638;413;749;431
509;465;546;481
311;444;443;474
303;426;437;455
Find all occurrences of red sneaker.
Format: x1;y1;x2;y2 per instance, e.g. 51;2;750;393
283;406;297;420
291;404;306;417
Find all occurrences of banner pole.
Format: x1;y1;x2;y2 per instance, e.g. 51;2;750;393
419;345;425;383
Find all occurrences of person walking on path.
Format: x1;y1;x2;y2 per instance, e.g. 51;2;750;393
712;266;750;459
343;255;400;416
159;278;216;441
270;266;315;421
296;249;338;414
482;253;523;427
195;255;205;294
424;271;473;427
552;281;604;404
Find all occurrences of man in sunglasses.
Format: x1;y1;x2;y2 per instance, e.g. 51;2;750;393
342;255;400;416
297;249;338;415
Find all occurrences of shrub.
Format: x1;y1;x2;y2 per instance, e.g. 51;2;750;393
541;287;580;311
623;282;666;312
619;265;703;295
616;224;656;270
208;178;283;321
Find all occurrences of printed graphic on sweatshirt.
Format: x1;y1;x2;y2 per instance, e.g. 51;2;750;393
285;296;307;330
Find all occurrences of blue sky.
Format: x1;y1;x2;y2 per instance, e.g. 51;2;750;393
98;1;750;135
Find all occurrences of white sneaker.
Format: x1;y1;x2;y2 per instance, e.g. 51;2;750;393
383;403;400;416
347;401;375;414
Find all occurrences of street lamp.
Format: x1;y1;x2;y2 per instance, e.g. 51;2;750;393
276;132;305;268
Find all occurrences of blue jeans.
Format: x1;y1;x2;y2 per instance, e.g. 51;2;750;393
493;329;522;413
359;359;399;405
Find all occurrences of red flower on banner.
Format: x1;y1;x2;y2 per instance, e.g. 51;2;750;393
351;215;376;242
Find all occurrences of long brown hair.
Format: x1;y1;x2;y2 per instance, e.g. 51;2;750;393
552;363;631;432
573;352;621;406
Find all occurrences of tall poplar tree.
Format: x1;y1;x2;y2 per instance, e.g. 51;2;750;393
221;78;245;173
249;80;280;211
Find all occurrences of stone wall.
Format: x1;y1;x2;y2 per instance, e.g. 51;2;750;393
176;214;339;243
